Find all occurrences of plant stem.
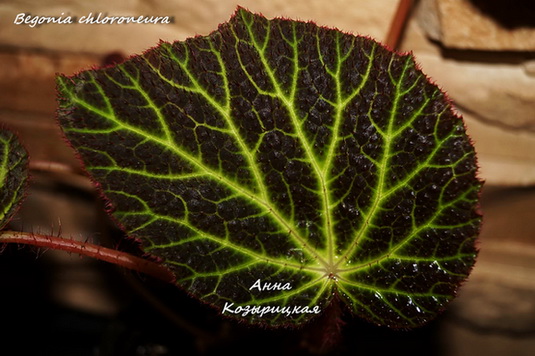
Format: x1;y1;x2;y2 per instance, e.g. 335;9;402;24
385;0;413;50
0;230;175;283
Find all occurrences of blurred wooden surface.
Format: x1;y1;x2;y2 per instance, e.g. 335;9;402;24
417;0;535;51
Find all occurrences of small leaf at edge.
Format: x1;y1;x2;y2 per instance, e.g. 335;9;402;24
0;128;29;229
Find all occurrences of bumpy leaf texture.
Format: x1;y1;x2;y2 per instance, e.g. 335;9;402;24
57;8;482;328
0;128;28;229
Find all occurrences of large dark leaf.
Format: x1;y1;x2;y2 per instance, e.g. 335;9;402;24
57;8;482;328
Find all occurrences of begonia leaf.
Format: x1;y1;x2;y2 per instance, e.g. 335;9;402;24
57;8;482;328
0;128;28;229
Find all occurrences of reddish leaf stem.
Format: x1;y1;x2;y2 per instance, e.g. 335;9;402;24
385;0;413;50
0;231;175;283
